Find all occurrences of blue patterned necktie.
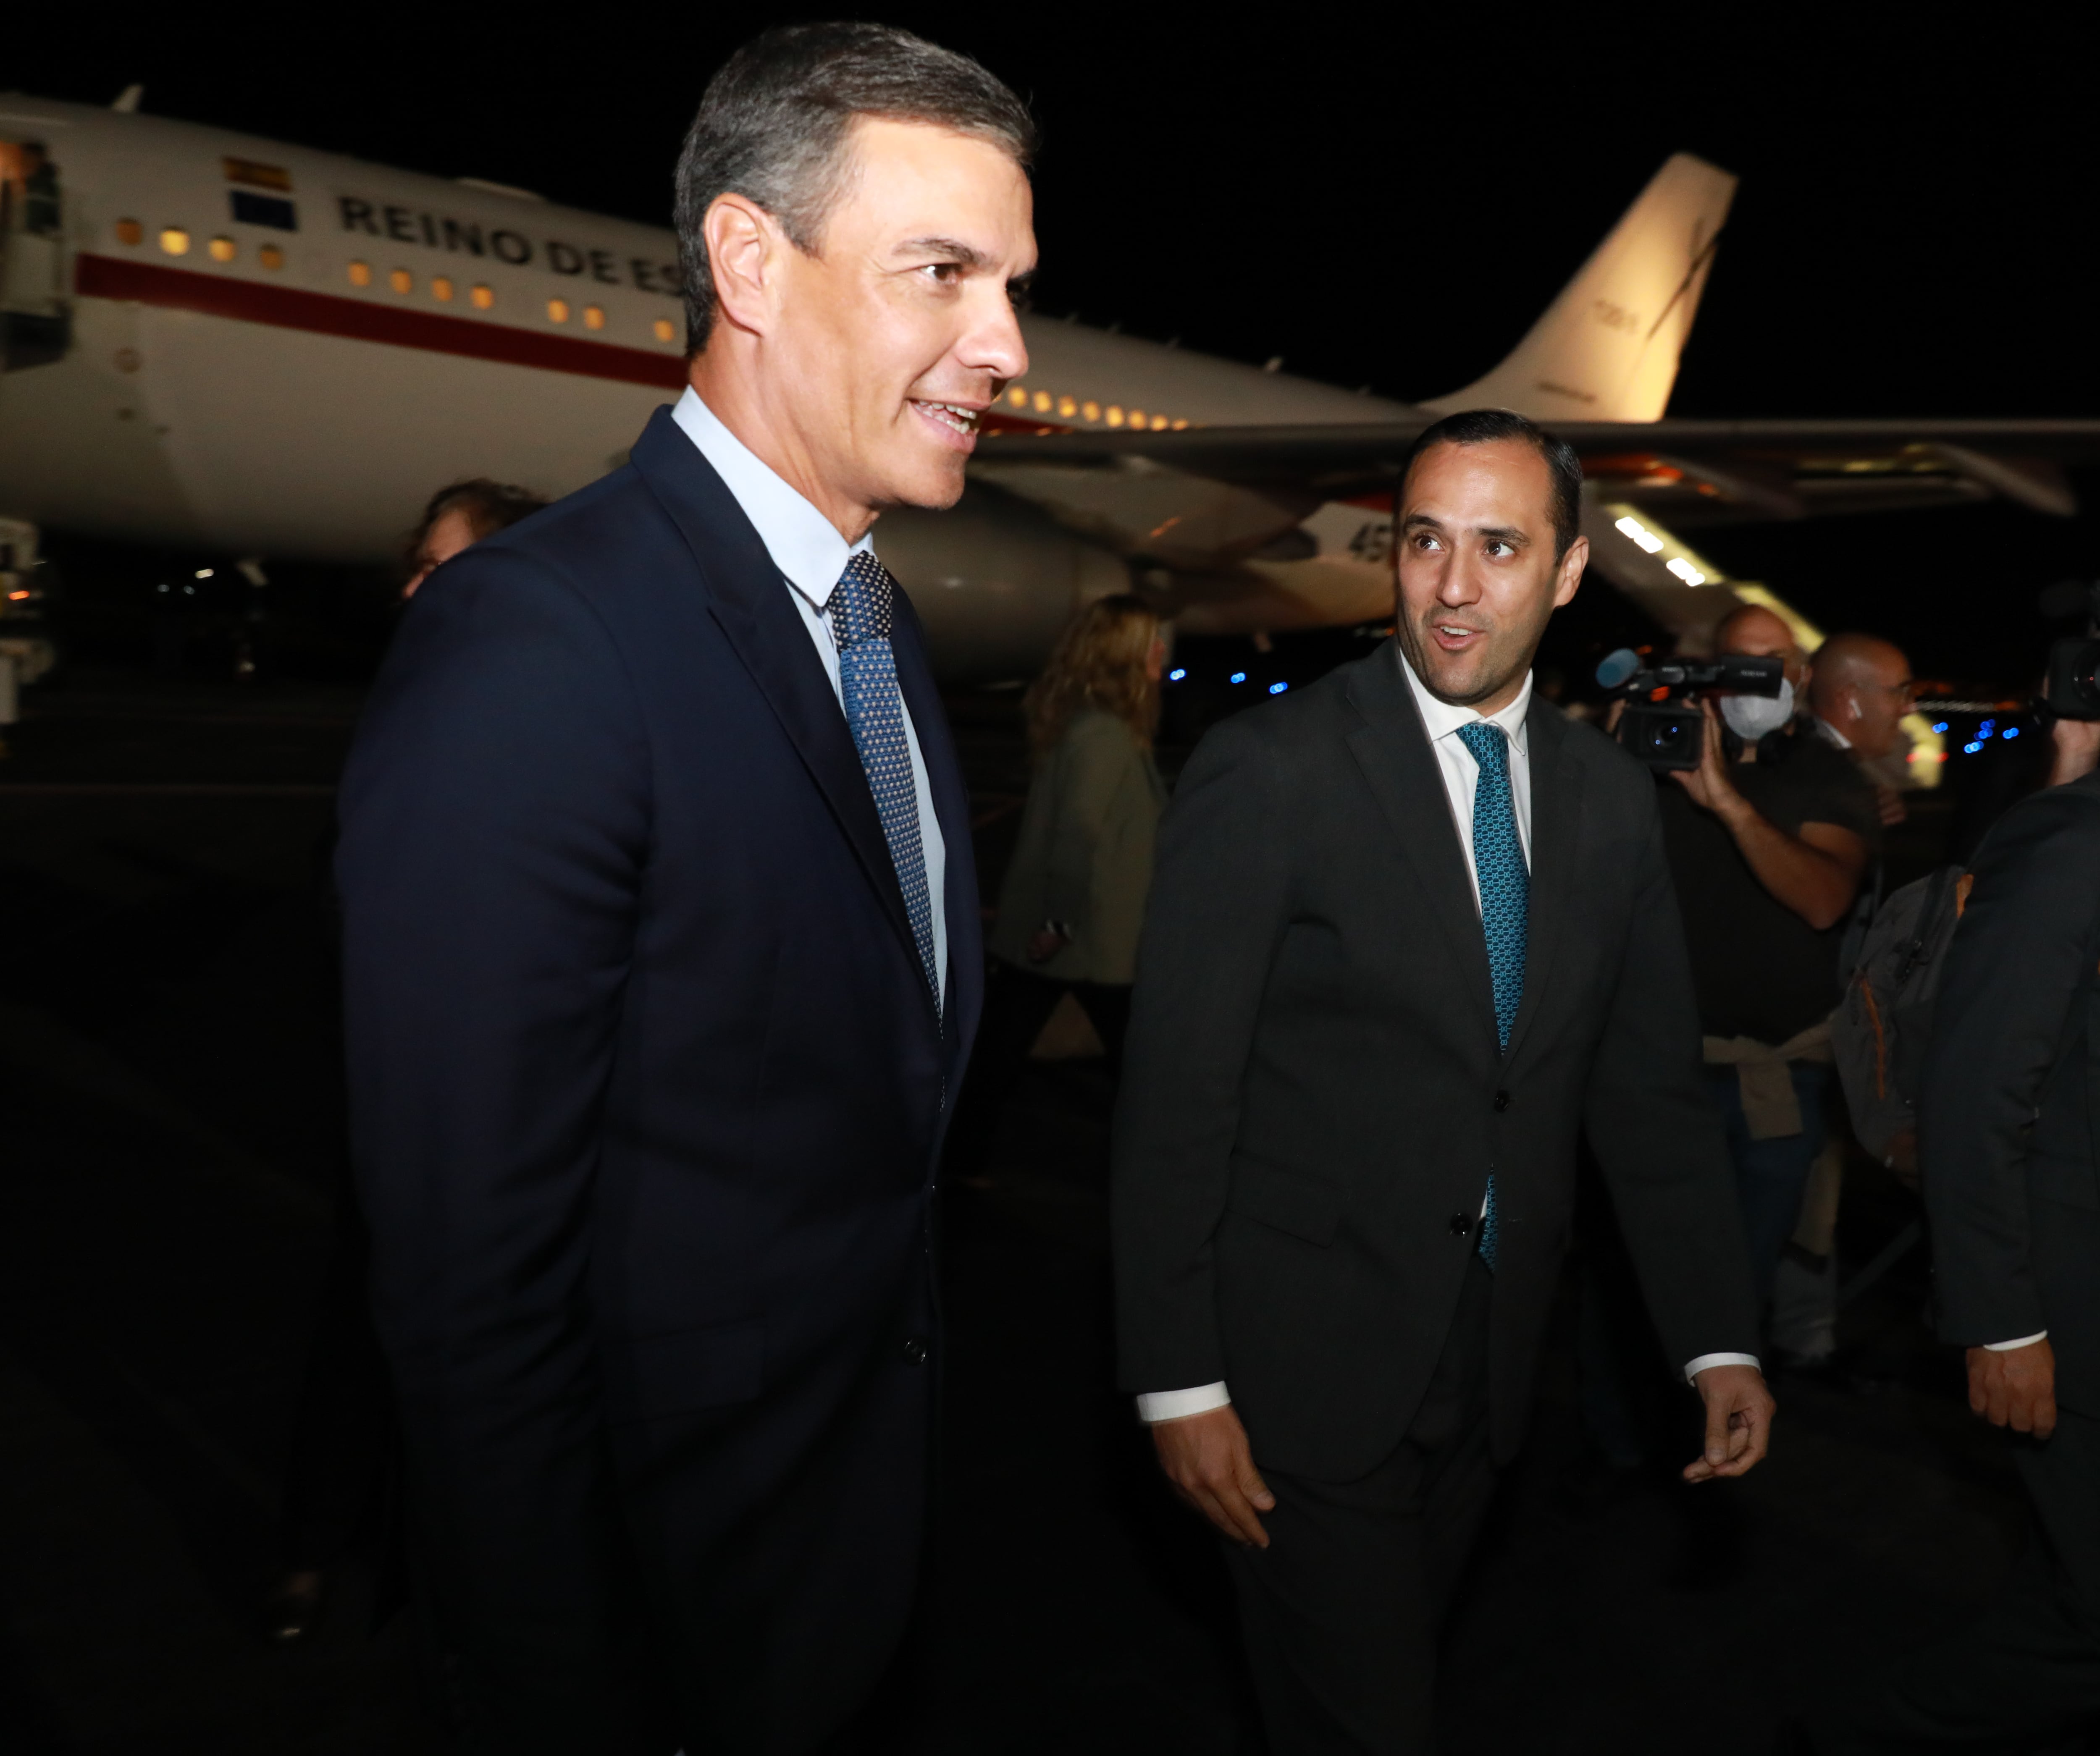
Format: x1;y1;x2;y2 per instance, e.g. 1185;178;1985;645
830;553;940;1007
1456;721;1528;1273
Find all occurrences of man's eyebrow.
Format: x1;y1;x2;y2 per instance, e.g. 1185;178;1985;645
1400;512;1445;530
894;235;992;267
1475;524;1530;545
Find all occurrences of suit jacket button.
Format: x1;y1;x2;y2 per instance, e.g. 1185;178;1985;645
901;1334;930;1366
1494;1090;1512;1111
1449;1212;1471;1237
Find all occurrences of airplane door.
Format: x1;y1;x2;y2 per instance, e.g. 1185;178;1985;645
0;138;71;372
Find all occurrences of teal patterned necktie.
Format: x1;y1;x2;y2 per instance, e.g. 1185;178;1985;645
1457;722;1527;1273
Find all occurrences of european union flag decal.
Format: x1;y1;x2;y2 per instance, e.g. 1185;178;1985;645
229;191;297;231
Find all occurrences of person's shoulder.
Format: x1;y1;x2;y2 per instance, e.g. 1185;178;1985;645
1064;705;1141;749
1537;698;1656;802
1985;768;2100;857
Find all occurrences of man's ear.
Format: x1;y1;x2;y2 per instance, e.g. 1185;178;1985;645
1553;534;1589;608
703;193;784;338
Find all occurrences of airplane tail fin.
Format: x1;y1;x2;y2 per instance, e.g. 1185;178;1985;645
1423;153;1737;424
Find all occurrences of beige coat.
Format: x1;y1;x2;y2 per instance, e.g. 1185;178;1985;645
990;707;1168;985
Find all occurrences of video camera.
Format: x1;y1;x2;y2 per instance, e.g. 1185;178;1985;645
2037;579;2100;722
1594;647;1787;772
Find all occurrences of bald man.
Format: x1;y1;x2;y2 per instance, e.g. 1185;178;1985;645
1655;603;1883;1314
1808;633;1916;827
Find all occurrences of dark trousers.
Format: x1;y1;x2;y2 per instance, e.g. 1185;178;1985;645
1708;1064;1831;1312
942;964;1131;1179
1224;1257;1495;1756
1810;1406;2100;1751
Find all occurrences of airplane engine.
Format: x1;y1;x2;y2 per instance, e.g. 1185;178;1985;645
878;482;1128;684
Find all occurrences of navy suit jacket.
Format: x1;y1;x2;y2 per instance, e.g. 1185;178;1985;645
337;406;981;1747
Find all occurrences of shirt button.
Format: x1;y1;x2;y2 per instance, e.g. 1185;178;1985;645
1494;1090;1512;1112
901;1335;930;1367
1449;1212;1472;1237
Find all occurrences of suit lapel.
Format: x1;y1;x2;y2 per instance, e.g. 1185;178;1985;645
629;408;922;983
1502;700;1582;1067
1343;646;1500;1056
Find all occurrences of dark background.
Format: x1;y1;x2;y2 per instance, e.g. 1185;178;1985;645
14;5;2100;687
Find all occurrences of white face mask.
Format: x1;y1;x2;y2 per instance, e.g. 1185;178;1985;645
1719;676;1795;742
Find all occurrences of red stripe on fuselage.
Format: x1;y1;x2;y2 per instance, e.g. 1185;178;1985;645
74;253;689;390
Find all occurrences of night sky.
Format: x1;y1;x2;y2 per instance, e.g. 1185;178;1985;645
15;7;2100;686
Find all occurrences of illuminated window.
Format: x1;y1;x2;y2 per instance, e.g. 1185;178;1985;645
471;283;495;310
116;218;144;246
1172;418;1190;430
583;305;605;330
1106;406;1124;427
653;317;677;343
1128;409;1146;428
1082;401;1100;422
1007;386;1028;408
208;236;236;262
1057;395;1076;418
258;244;284;270
547;298;570;323
431;275;454;302
160;227;191;257
1032;389;1053;413
390;268;413;294
348;260;373;287
1151;414;1170;430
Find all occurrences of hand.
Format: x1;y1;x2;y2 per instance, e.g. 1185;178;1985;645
1683;1363;1776;1482
1967;1339;2057;1439
1667;699;1743;819
1874;781;1908;827
2049;717;2100;789
1150;1404;1276;1546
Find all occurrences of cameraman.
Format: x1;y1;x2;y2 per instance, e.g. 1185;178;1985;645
1656;605;1886;1313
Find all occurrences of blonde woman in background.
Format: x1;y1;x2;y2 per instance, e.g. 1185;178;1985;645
945;595;1170;1184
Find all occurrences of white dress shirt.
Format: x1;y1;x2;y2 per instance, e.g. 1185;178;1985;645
1137;649;1756;1425
671;387;948;1009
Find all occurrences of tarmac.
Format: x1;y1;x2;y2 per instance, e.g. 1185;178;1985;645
0;667;2029;1753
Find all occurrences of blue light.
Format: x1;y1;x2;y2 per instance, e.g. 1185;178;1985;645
1229;671;1247;684
1268;681;1289;695
1932;721;1948;734
1964;741;1984;754
1979;720;1996;735
2003;726;2020;739
1168;667;1187;681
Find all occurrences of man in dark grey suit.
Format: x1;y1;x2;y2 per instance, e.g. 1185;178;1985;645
1112;409;1772;1753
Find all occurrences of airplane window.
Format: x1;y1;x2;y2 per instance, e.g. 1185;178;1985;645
1106;406;1124;427
1032;390;1053;414
1150;414;1170;431
159;227;191;257
471;284;495;310
1057;396;1076;418
348;260;373;287
259;245;285;270
1173;419;1190;430
1128;409;1146;428
431;276;454;302
208;237;236;263
390;269;413;295
583;305;605;330
115;218;143;246
1007;386;1028;408
1082;401;1100;422
653;318;677;343
547;298;570;323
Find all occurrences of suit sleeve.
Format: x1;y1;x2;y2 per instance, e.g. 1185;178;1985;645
1921;787;2100;1347
335;548;649;1747
1111;716;1291;1393
1583;783;1762;1366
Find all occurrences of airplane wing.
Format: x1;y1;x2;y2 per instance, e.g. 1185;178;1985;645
973;416;2100;532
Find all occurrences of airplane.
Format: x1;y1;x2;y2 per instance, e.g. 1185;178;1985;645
5;87;2099;710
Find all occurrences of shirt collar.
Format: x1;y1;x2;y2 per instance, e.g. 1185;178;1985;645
1397;645;1533;753
671;385;872;611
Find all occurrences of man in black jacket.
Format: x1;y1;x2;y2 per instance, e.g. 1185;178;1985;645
1809;768;2100;1750
1112;409;1771;1754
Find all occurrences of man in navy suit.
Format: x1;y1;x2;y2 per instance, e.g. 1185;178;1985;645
335;25;1036;1752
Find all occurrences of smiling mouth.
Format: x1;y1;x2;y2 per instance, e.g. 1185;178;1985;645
911;399;983;438
1433;623;1486;645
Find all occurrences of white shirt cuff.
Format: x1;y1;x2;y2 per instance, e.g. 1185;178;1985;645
1684;1352;1761;1385
1984;1331;2048;1352
1136;1382;1231;1423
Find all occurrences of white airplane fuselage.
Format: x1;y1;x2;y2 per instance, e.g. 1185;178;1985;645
0;97;1732;677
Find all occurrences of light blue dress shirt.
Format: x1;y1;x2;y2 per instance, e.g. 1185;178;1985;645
671;387;949;1008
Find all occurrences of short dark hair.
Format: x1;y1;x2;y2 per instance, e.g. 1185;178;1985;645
404;478;547;575
673;23;1036;349
1399;409;1584;560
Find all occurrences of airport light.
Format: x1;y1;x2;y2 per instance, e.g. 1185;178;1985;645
1614;514;1664;554
1268;681;1289;695
1665;556;1707;586
1229;671;1247;684
1167;668;1186;681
